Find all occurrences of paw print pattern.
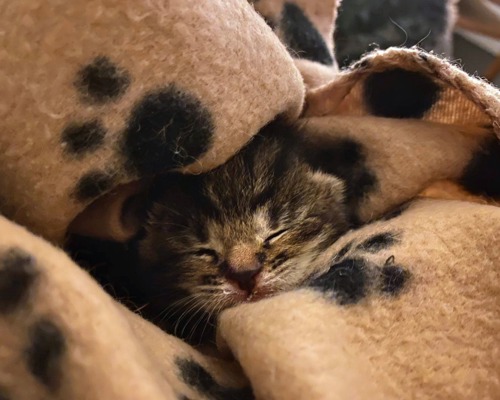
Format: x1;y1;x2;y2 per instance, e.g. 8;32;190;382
61;56;214;203
252;2;334;66
280;3;334;66
308;231;410;304
0;248;66;394
0;248;38;313
122;86;214;175
75;56;131;104
26;318;66;391
363;68;441;119
74;170;115;201
460;137;500;198
175;358;254;400
356;232;398;253
61;120;106;157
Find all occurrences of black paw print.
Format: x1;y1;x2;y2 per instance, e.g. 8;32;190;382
307;231;410;305
0;248;66;393
175;358;254;400
363;67;441;119
62;56;215;202
253;2;334;66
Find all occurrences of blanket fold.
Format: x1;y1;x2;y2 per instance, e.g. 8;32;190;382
219;199;500;399
0;0;304;243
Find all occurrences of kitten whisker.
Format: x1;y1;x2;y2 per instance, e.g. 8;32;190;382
194;295;223;344
156;293;206;323
174;298;206;337
182;292;227;341
181;303;206;339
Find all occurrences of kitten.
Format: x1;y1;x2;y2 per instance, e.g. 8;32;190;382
115;120;364;344
68;120;371;344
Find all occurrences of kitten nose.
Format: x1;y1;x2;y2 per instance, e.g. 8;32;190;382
225;266;262;292
225;244;263;292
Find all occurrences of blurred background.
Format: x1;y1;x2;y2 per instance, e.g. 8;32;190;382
335;0;500;86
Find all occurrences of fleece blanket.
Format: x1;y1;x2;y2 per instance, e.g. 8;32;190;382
1;0;500;399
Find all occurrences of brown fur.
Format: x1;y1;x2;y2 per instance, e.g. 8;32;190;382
130;121;352;343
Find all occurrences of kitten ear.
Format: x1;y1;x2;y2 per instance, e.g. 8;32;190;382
68;180;151;242
305;169;345;201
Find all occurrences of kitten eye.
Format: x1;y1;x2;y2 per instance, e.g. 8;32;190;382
263;229;289;247
193;248;220;264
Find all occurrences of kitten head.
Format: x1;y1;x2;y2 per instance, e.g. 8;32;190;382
134;122;351;343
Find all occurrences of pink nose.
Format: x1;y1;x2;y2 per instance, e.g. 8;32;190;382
225;243;263;293
224;264;262;292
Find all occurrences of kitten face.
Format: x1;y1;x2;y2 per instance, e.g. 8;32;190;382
134;123;352;343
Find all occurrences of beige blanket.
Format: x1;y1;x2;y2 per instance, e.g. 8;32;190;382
1;0;499;399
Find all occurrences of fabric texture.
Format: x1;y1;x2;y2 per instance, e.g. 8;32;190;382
0;0;499;399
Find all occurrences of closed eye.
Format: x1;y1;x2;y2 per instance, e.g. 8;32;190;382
193;248;220;264
263;229;289;247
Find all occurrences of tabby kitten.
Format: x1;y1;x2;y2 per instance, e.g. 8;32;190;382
123;120;361;344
